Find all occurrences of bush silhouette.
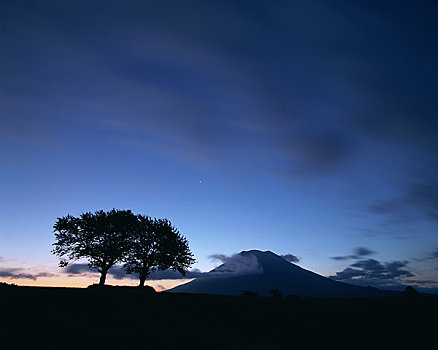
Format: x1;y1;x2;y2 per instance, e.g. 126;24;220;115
0;281;17;288
286;294;301;300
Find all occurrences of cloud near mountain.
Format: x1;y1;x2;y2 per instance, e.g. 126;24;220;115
329;258;414;289
208;252;263;274
280;254;300;263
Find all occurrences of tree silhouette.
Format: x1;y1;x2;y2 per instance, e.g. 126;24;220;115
404;286;419;297
52;209;138;285
123;216;195;287
241;290;259;297
270;288;283;298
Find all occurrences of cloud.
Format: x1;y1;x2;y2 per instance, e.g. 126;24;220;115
209;252;262;275
64;263;97;275
63;263;206;281
329;258;414;288
353;247;375;257
431;249;438;259
64;263;135;280
331;256;351;261
148;268;204;280
331;247;375;260
2;0;438;251
5;0;433;177
370;180;438;222
284;132;354;176
0;267;54;280
281;254;300;263
109;266;135;280
413;248;438;262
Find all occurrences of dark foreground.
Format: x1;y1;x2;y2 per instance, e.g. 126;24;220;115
1;285;436;347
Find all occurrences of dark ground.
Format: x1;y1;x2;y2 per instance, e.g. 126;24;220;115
0;285;436;347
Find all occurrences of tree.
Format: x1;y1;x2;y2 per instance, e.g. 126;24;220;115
241;290;259;297
270;288;283;298
124;216;195;287
52;209;138;285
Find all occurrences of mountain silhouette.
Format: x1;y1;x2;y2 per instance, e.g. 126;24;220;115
168;250;396;297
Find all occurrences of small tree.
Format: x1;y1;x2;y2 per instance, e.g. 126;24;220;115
52;209;138;285
241;290;259;297
124;216;195;287
270;288;283;298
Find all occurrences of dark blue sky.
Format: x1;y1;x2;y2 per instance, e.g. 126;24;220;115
1;0;438;290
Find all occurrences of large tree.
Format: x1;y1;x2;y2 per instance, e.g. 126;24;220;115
124;216;195;287
52;209;138;285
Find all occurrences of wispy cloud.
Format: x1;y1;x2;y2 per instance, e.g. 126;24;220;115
3;1;436;179
413;248;438;263
331;247;375;261
370;179;438;222
0;267;54;280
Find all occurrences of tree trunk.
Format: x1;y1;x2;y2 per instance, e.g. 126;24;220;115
138;266;150;287
99;269;108;286
138;275;146;287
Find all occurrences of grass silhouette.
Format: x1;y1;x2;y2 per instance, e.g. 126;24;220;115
0;284;436;347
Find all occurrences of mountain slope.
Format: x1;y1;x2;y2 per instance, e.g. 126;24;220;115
168;250;394;297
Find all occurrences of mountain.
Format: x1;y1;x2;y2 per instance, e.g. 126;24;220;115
168;250;395;297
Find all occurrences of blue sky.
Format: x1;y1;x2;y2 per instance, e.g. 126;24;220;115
1;0;438;291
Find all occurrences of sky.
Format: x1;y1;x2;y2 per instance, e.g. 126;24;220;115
1;0;438;292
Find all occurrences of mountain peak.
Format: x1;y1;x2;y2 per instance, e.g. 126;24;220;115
241;249;275;255
209;250;300;277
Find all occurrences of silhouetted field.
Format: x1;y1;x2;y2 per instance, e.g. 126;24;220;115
0;285;435;347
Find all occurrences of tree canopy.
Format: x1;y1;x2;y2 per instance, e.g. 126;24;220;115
124;216;195;287
52;209;139;285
